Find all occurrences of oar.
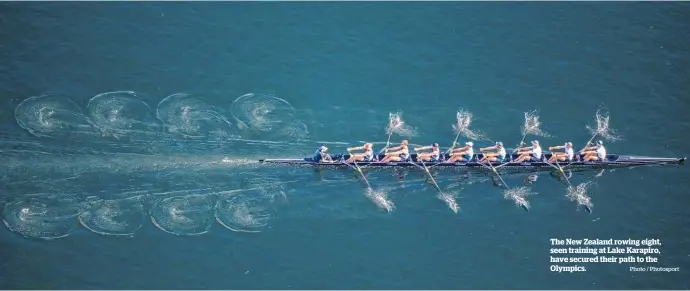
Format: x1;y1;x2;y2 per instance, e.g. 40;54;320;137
510;134;529;157
542;152;591;213
543;154;572;187
444;130;463;156
477;152;510;190
580;132;599;153
378;129;396;156
410;151;444;192
409;154;459;213
343;151;373;189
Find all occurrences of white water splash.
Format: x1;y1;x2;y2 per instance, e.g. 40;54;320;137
437;193;459;213
386;112;417;137
503;186;536;210
522;110;551;138
586;108;622;142
567;181;594;210
452;109;487;141
365;188;395;212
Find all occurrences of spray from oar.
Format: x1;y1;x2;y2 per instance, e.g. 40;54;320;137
581;108;621;151
566;181;594;213
512;110;551;155
342;159;394;212
477;151;533;211
543;151;592;213
503;186;536;211
446;109;487;155
409;158;459;213
378;112;416;155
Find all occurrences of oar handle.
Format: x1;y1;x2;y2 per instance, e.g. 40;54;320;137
581;133;598;152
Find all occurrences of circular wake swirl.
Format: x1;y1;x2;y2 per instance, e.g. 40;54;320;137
215;179;287;233
78;197;145;236
2;197;82;240
86;91;162;136
150;195;214;236
15;94;99;138
215;192;274;233
230;93;309;140
157;93;236;139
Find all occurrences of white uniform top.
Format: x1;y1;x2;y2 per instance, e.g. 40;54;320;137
497;147;506;157
466;147;474;157
565;147;574;160
596;145;606;159
532;146;542;159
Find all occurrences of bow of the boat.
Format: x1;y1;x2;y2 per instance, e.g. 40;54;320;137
615;155;686;165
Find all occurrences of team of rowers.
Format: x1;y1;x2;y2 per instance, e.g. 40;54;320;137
313;139;607;164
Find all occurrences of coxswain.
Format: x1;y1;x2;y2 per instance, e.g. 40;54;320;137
313;145;333;163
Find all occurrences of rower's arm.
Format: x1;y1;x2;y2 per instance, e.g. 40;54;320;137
518;146;533;151
414;146;431;151
480;146;496;151
386;150;404;155
549;146;564;151
451;146;467;153
387;145;402;151
347;145;364;151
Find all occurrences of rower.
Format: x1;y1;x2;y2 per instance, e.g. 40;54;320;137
414;143;440;162
479;142;506;163
346;143;375;163
581;140;606;162
514;140;543;163
446;141;474;163
548;142;574;163
380;140;410;163
313;145;333;163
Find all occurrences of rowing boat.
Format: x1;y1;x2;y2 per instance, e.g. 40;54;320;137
259;153;685;173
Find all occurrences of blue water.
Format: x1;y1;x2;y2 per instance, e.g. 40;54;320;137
1;2;689;289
